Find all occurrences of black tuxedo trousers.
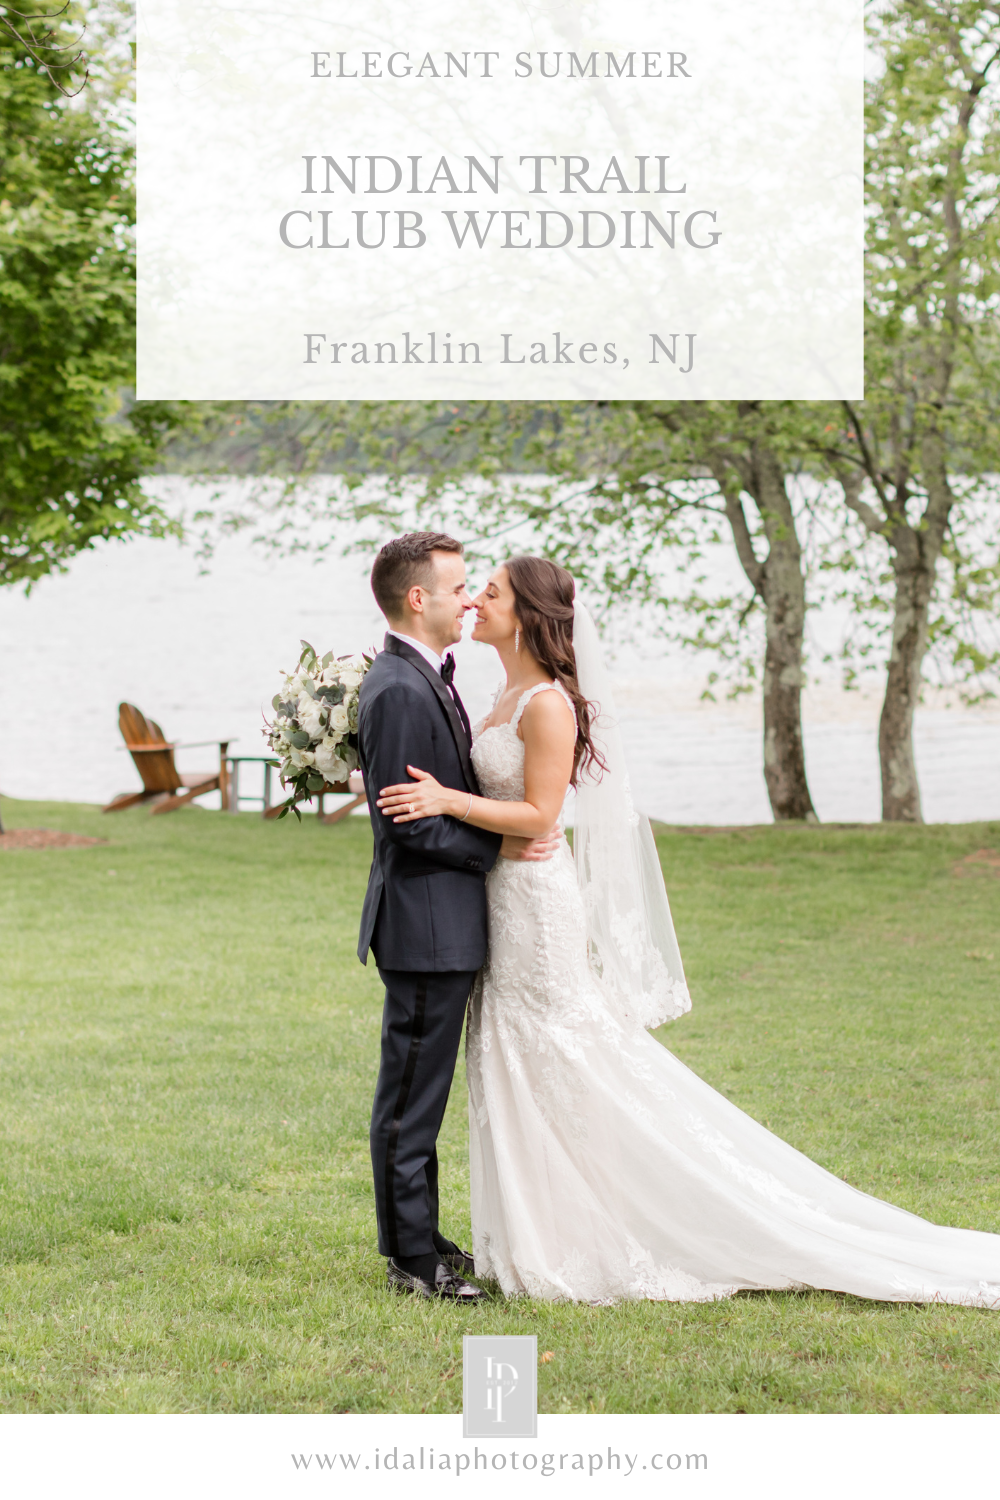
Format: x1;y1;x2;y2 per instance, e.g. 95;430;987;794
357;636;502;1258
370;965;477;1257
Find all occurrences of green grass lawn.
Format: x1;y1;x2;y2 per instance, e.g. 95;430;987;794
1;796;998;1413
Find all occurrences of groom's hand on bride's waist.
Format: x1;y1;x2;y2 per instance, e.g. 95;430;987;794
500;827;562;862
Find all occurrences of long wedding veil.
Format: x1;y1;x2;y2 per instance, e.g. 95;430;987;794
571;602;692;1031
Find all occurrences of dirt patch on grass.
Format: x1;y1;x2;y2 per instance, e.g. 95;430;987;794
0;829;108;850
952;848;1000;877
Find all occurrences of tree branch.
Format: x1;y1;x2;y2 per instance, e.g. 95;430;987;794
841;400;895;512
713;472;765;598
0;5;88;97
838;466;887;536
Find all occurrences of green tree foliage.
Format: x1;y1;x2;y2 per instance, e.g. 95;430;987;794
175;396;831;822
815;0;1000;821
164;3;1000;825
0;8;179;590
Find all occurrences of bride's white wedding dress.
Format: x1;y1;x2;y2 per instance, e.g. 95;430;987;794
465;680;1000;1305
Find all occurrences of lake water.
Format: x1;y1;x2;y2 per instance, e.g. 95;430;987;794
2;481;997;824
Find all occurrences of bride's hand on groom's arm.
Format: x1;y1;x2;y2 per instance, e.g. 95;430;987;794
378;732;565;858
376;769;561;861
376;766;463;822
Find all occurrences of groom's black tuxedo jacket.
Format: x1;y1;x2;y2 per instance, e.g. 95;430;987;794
356;635;502;970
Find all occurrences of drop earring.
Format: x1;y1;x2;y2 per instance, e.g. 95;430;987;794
514;627;520;653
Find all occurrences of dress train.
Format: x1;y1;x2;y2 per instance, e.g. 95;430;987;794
466;683;1000;1305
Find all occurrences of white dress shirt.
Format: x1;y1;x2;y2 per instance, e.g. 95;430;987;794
387;630;465;726
387;630;451;677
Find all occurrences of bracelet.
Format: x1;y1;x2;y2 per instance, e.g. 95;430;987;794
460;794;473;822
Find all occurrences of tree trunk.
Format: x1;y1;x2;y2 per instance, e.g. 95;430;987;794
879;531;936;823
716;438;818;823
761;576;817;822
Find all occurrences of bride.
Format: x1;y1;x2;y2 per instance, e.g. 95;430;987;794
376;555;1000;1304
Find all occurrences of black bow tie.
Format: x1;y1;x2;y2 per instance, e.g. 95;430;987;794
441;654;456;686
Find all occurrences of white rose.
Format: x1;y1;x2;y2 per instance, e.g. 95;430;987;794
288;746;315;771
339;669;361;690
328;703;350;734
314;738;348;781
298;696;327;739
319;665;342;688
312;735;339;773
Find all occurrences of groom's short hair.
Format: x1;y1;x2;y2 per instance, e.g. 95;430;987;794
371;531;464;620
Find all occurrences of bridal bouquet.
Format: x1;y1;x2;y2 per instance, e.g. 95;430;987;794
264;640;373;818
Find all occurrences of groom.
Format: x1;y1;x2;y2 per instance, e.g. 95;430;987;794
357;531;550;1301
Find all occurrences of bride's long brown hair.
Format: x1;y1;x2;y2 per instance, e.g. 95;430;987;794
504;555;606;786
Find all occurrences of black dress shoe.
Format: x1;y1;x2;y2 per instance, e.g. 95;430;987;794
387;1258;484;1301
440;1245;476;1277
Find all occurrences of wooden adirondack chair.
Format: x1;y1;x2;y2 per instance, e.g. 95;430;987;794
321;769;367;824
103;703;231;815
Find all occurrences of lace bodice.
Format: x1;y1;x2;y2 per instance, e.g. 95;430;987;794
471;680;575;802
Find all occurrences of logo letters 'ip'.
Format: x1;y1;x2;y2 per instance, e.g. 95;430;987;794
463;1336;537;1439
485;1357;518;1424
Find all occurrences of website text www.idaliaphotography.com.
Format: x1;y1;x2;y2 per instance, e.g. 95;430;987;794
291;1445;707;1477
